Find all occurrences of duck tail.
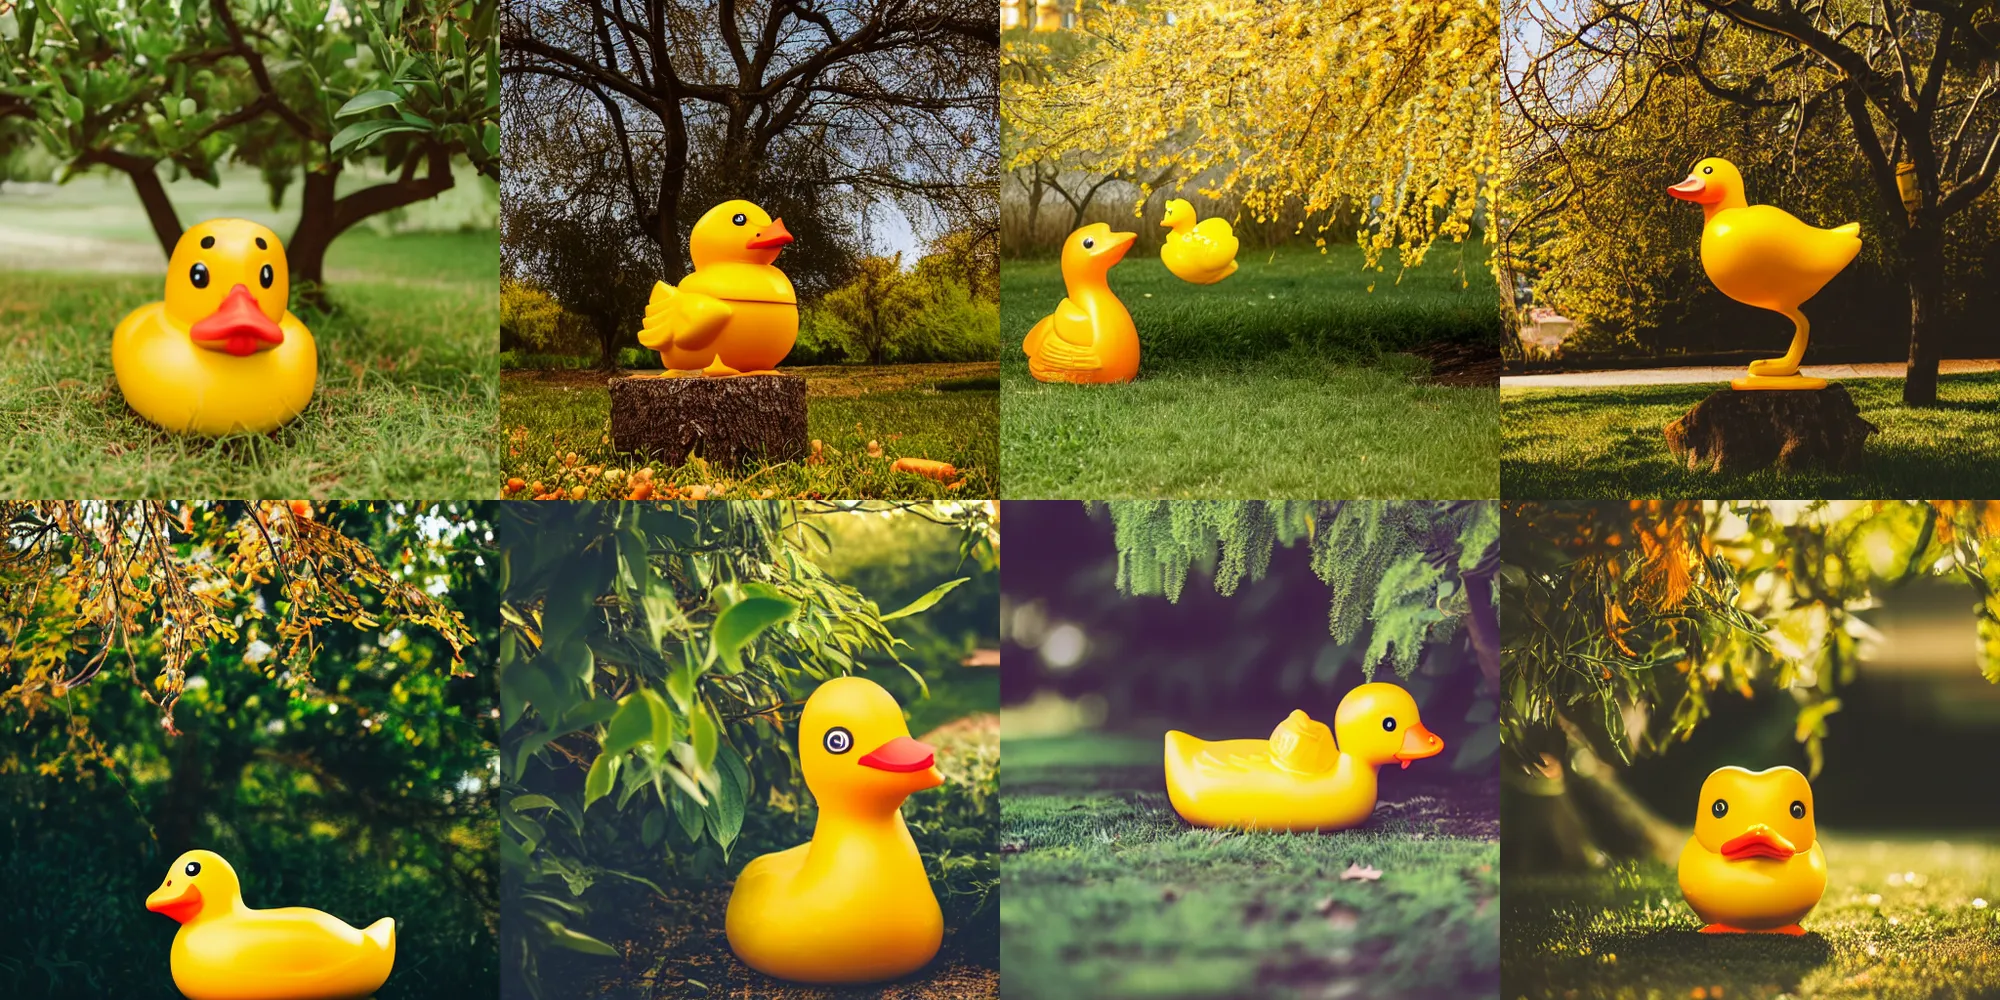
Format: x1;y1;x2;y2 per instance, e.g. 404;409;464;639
1832;222;1860;238
364;916;396;957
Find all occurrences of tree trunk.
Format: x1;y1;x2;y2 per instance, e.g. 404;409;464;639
115;158;186;258
1902;224;1945;406
656;99;690;282
286;167;345;306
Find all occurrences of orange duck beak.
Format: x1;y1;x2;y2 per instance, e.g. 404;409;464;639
190;284;285;357
1394;723;1444;769
858;736;936;773
1668;176;1717;204
746;218;794;250
1720;825;1797;862
146;879;203;923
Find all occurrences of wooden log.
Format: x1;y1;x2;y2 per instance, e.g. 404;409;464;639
1662;385;1878;474
608;373;808;467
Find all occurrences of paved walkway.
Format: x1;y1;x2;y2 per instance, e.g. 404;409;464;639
1502;359;2000;388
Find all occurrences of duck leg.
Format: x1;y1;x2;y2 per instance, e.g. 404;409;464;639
1733;306;1828;390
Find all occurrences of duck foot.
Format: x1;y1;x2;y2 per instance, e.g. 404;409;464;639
1700;923;1805;935
1731;373;1828;391
1747;357;1801;377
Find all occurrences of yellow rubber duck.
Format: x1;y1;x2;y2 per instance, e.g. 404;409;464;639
113;219;317;435
1668;157;1861;391
725;676;944;982
1163;682;1444;831
638;199;797;377
145;850;395;1000
1159;198;1239;284
1677;765;1827;935
1022;223;1139;384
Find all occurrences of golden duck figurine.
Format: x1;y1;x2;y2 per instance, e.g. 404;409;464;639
639;199;797;376
1668;158;1861;390
1022;223;1140;384
1159;198;1239;284
112;219;317;434
1677;765;1827;935
1164;682;1443;831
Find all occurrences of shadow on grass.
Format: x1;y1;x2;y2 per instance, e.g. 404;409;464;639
1001;731;1499;1000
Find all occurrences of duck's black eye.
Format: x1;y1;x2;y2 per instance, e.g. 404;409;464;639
1081;237;1095;249
1712;799;1728;818
189;263;209;289
823;726;852;754
1703;165;1714;174
260;264;274;289
1381;716;1398;732
255;237;267;249
200;235;214;249
1790;800;1805;820
732;213;748;226
184;861;201;877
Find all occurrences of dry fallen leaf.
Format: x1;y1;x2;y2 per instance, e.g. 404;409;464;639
1340;863;1383;882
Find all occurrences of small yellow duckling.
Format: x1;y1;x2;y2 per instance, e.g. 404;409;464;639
1022;223;1139;383
1677;765;1827;935
113;219;317;434
1164;682;1443;831
638;200;797;376
145;850;394;1000
1159;198;1239;284
725;676;944;982
1668;157;1861;390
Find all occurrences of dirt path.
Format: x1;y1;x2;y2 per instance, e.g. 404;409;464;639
1503;358;2000;388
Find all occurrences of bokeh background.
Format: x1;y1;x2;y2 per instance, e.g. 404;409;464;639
999;500;1500;1000
0;501;498;1000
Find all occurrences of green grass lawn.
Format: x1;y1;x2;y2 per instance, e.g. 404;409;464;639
501;363;999;499
0;167;497;497
1504;838;2000;1000
1502;375;2000;497
1000;244;1502;499
1001;732;1499;1000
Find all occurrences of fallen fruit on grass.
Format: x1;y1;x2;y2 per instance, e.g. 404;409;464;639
628;480;654;500
505;477;526;495
892;457;957;481
867;440;884;458
806;439;825;465
569;485;586;499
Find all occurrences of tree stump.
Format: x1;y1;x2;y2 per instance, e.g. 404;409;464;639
1662;385;1878;474
608;373;808;467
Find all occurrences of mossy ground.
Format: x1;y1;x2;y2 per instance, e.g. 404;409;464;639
1503;838;2000;1000
1501;375;2000;498
998;244;1502;499
999;732;1499;999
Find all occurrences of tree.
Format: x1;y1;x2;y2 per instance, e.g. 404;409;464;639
0;0;500;292
501;278;592;355
497;500;995;997
819;253;925;364
504;203;655;367
1499;500;2000;866
1004;0;1502;271
1098;501;1502;684
1508;0;2000;405
499;0;998;286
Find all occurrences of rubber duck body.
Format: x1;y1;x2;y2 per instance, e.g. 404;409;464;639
1668;158;1860;391
1022;223;1140;384
725;676;944;982
145;850;394;1000
639;200;797;376
1164;682;1444;831
113;219;317;435
1677;765;1827;934
1159;198;1239;284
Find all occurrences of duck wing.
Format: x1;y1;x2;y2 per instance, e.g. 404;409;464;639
1026;298;1101;377
637;281;734;351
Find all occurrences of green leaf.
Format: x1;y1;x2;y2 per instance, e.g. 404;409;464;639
690;703;718;772
330;118;423;156
711;743;748;852
551;696;616;738
544;922;619;957
666;656;695;711
337;89;403;117
643;688;678;751
602;692;653;759
670;783;705;840
879;577;970;621
582;752;618;811
510;794;559;814
177;97;196;117
711;594;797;671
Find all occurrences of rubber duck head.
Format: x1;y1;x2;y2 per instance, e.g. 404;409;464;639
1161;198;1196;233
800;676;942;813
1693;765;1816;863
165;219;289;357
146;849;241;924
1061;223;1136;279
1333;682;1443;769
1668;157;1749;211
1268;709;1339;774
690;199;793;270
